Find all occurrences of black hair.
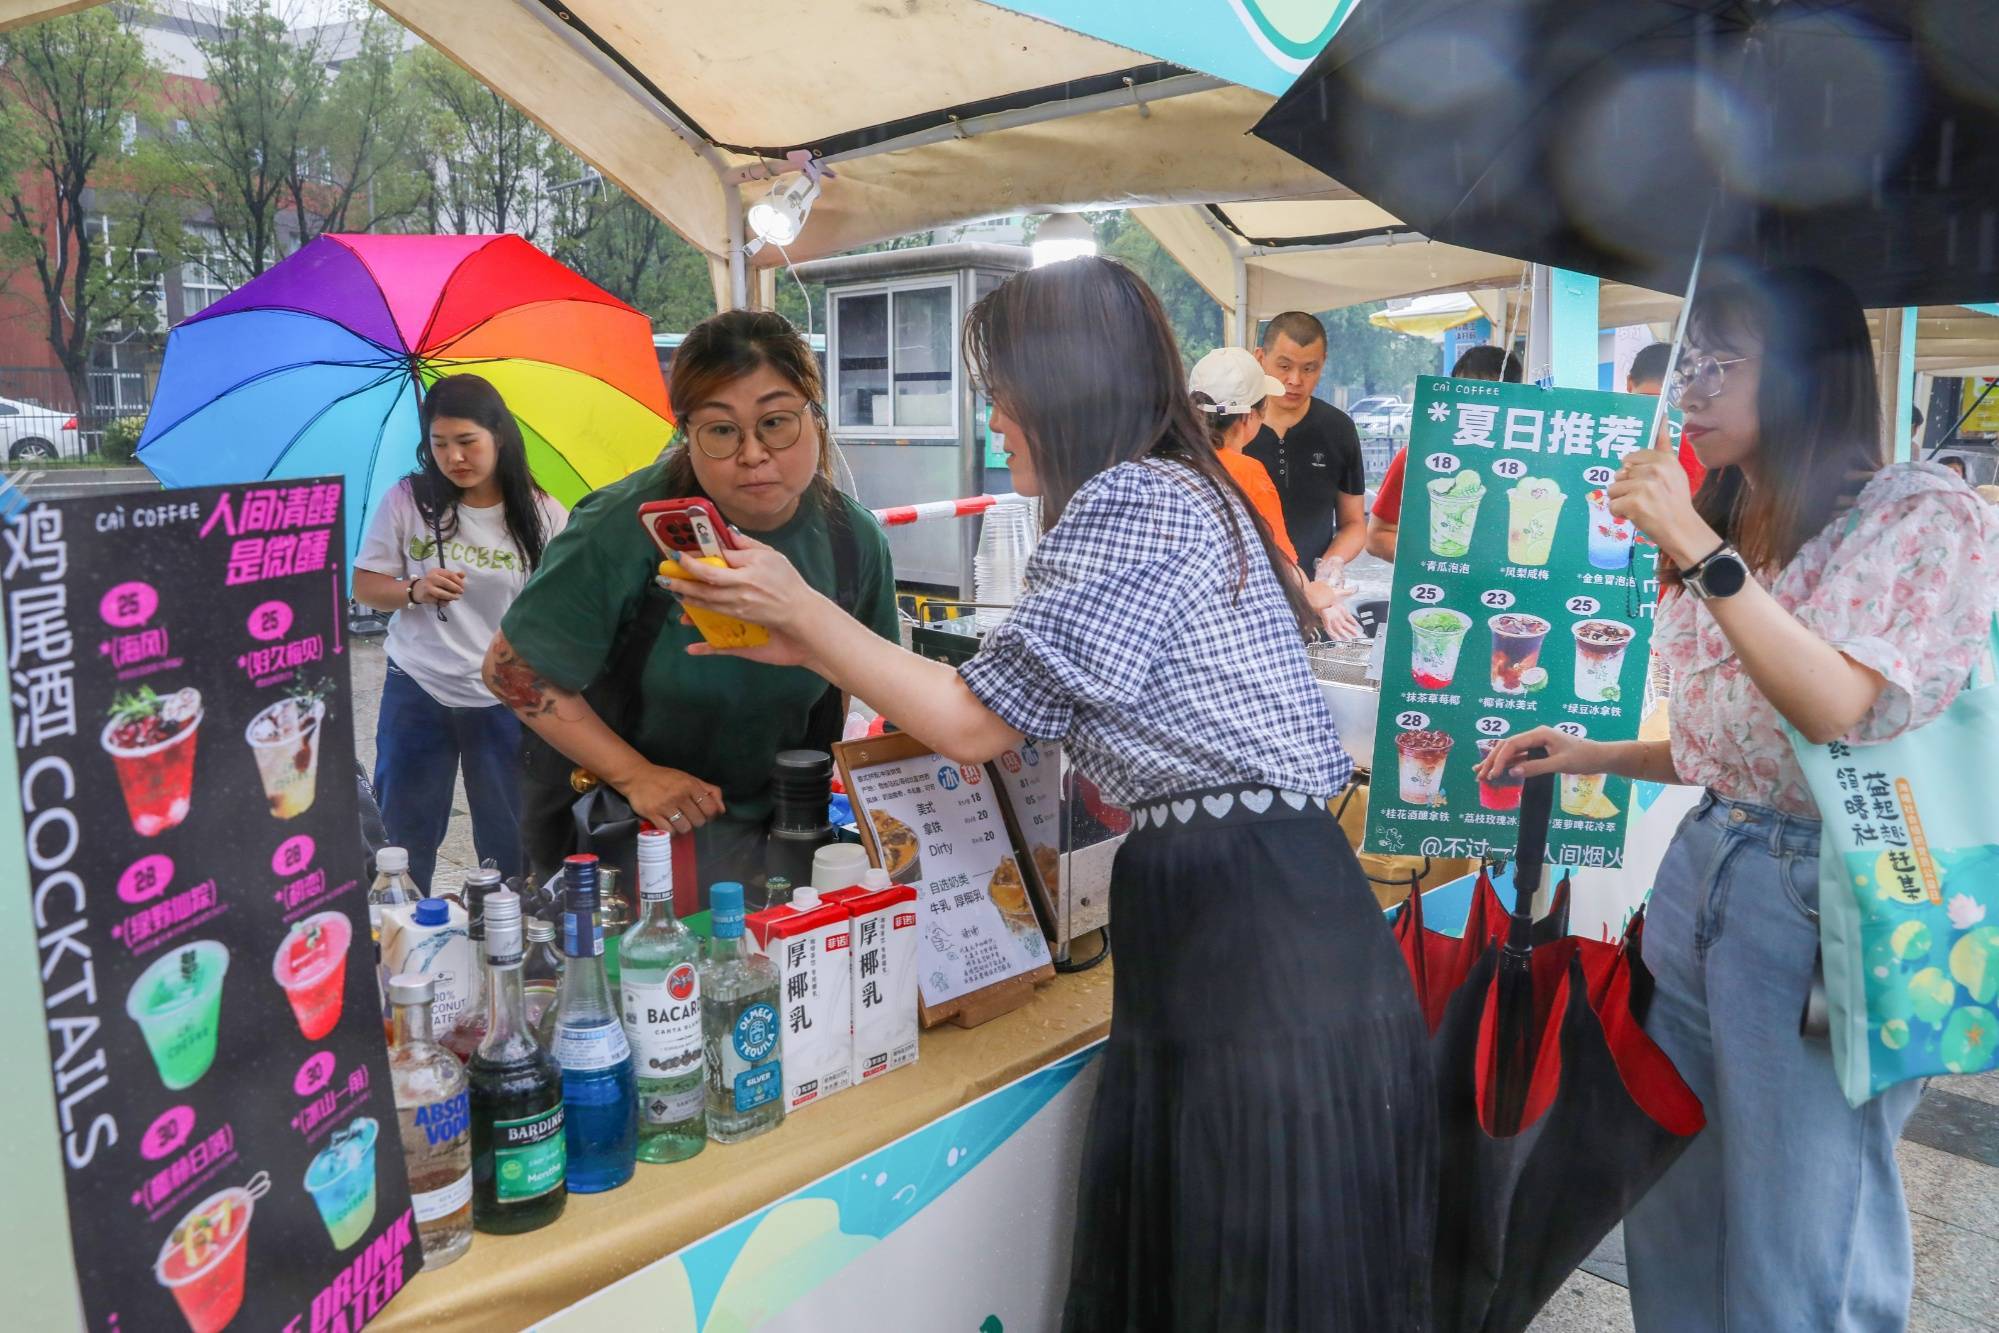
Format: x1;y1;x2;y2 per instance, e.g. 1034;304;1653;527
413;374;551;573
1628;342;1673;389
1451;344;1524;382
1191;390;1263;450
967;258;1317;634
1663;266;1881;586
1260;311;1327;353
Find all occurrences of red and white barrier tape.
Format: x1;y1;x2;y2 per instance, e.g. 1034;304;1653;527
871;493;1025;528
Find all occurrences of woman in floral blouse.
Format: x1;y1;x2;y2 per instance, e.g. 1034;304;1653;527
667;258;1436;1331
1482;266;1996;1332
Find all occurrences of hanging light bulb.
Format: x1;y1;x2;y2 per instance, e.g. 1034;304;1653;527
747;171;821;249
1031;212;1097;267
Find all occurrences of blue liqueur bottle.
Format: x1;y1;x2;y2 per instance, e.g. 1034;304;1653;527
551;855;638;1192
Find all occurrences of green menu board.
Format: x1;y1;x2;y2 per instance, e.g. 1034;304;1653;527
1364;375;1661;868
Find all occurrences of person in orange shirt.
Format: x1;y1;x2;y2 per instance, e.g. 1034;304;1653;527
1188;347;1361;638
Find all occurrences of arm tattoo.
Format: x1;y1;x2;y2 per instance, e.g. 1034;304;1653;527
484;636;570;720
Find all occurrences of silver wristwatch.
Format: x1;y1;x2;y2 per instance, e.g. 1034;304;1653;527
1683;542;1749;601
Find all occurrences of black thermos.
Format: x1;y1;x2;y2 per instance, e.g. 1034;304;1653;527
759;749;836;910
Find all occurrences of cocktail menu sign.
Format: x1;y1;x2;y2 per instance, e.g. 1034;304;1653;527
1365;376;1661;868
0;482;416;1333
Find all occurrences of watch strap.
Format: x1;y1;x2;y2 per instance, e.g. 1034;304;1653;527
1683;541;1731;581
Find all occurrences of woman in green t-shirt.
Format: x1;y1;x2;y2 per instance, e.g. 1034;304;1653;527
483;310;899;888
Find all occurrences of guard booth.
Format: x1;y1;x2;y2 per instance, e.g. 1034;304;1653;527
795;243;1033;597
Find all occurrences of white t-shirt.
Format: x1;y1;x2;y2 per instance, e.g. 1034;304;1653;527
355;480;569;709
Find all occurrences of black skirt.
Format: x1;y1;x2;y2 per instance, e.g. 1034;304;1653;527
1063;788;1437;1332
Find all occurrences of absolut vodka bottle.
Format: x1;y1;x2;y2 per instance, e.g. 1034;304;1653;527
387;973;472;1269
552;856;638;1192
621;829;706;1163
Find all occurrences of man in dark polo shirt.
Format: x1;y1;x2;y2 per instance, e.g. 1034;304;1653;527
1247;311;1367;582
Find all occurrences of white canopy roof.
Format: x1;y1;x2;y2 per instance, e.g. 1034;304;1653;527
0;0;1337;304
1133;199;1683;335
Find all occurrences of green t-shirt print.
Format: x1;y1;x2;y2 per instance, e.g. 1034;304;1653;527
500;462;899;828
406;533;523;572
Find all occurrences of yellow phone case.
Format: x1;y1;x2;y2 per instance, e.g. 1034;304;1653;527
658;556;770;649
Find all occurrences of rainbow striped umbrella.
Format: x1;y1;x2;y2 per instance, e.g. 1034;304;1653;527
138;233;672;567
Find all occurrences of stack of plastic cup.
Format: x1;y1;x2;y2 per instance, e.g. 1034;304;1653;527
974;500;1040;630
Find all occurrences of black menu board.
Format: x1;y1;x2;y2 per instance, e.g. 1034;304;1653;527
0;481;416;1333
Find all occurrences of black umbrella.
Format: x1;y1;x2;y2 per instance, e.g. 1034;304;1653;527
1395;767;1706;1332
1253;0;1999;307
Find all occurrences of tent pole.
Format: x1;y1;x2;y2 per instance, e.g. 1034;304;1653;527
1194;206;1253;348
1232;253;1251;349
727;181;749;311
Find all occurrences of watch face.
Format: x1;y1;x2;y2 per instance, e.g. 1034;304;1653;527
1705;553;1749;597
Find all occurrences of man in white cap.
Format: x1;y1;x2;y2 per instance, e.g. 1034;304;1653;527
1189;345;1362;639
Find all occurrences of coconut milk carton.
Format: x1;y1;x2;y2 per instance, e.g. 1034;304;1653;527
826;869;920;1085
746;887;853;1111
380;897;473;1033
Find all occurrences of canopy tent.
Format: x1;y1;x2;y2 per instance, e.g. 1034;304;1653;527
1132;199;1682;343
0;0;1339;307
1372;293;1488;339
1132;200;1999;378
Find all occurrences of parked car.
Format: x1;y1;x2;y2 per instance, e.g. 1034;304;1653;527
1348;394;1405;420
1352;399;1411;439
0;395;83;461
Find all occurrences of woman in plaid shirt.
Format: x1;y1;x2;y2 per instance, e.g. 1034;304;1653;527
667;258;1436;1331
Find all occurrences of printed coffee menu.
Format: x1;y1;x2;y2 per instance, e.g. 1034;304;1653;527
0;483;416;1333
1364;376;1660;868
843;746;1050;1006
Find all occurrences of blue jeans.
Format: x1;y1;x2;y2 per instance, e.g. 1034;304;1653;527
1626;792;1921;1332
373;662;524;893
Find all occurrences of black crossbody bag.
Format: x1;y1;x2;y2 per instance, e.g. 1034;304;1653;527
520;493;861;885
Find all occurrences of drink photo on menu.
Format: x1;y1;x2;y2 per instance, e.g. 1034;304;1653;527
1366;376;1661;867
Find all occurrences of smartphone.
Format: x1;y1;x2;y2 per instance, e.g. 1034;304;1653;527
637;498;769;649
639;497;737;561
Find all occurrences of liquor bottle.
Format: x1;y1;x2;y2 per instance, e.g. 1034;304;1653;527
442;869;503;1063
699;881;784;1143
386;973;473;1270
523;916;564;1047
597;866;632;1022
369;847;424;1036
552;856;638;1192
467;889;566;1233
621;830;706;1163
367;847;422;950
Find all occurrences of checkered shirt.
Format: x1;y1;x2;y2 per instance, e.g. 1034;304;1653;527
959;460;1353;806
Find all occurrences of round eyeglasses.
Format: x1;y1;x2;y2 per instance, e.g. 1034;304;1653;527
1667;353;1755;408
681;403;824;460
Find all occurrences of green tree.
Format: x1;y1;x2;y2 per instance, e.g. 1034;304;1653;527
1095;212;1223;365
167;0;329;276
0;7;180;417
298;6;429;236
1319;303;1440;399
548;177;716;329
411;47;565;241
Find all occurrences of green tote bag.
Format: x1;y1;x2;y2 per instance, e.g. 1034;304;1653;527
1788;621;1999;1106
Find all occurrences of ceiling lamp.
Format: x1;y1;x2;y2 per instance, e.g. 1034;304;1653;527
1032;212;1097;267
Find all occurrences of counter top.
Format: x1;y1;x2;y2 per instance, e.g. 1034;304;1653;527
369;964;1114;1332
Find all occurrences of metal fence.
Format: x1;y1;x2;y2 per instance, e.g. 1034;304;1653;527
0;362;155;460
